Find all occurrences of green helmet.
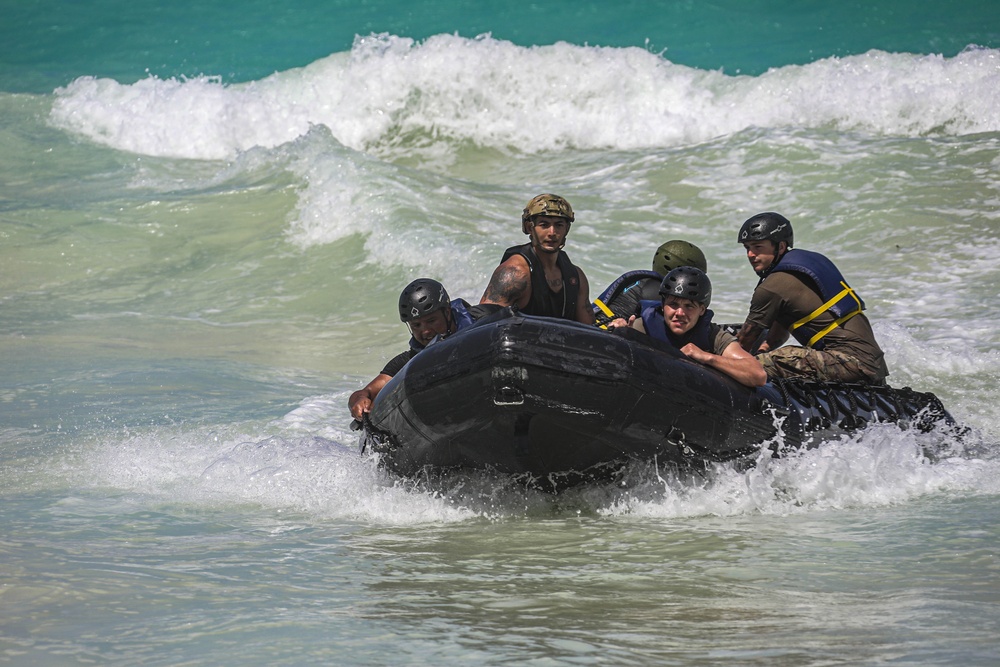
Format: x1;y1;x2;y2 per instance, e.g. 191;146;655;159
652;240;707;276
521;194;574;234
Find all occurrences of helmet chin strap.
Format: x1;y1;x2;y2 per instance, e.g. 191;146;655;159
533;241;563;254
526;219;569;252
529;232;567;253
442;308;456;338
560;223;570;249
757;242;787;277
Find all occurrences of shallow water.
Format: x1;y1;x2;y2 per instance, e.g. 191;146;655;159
3;2;1000;665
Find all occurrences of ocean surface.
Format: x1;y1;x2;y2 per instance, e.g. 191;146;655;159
2;1;1000;664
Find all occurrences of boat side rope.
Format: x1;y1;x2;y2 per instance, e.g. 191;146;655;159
846;386;860;428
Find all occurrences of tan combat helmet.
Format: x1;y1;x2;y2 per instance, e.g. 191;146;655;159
521;194;575;234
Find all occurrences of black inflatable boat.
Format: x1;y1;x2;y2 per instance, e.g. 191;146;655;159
359;308;955;490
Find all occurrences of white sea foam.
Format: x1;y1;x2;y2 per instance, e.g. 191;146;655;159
50;34;1000;161
55;387;996;526
601;423;1000;519
68;421;477;525
133;428;1000;521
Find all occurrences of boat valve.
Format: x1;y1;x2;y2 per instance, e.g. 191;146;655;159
494;386;525;405
493;367;527;405
665;427;695;457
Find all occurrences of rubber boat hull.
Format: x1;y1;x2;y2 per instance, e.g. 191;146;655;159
361;308;954;490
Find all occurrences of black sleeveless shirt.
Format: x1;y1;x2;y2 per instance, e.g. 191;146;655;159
499;243;581;320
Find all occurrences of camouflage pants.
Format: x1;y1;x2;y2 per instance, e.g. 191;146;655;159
758;346;885;385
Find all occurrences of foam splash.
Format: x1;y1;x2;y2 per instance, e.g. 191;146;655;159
602;423;1000;519
69;418;477;525
58;386;998;526
50;35;1000;161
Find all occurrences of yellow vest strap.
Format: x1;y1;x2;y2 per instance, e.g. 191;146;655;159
594;298;615;318
789;281;863;347
593;298;615;330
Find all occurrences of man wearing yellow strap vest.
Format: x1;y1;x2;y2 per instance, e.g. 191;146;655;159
735;212;889;385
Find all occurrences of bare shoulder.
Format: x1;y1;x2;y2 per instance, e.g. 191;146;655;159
573;267;594;324
575;267;590;296
723;340;754;360
481;255;531;306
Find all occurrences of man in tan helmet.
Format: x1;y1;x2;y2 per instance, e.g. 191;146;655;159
480;194;594;324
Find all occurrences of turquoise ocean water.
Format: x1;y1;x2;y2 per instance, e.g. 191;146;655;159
2;1;1000;664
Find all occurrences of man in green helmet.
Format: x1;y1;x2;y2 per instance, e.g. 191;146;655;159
592;239;708;328
480;194;595;325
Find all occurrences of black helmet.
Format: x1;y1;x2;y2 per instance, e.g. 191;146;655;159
398;278;450;322
737;212;793;248
659;266;712;308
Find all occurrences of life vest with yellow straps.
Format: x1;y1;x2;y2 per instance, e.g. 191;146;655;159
770;249;865;350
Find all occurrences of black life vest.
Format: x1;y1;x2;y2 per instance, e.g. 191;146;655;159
500;243;580;320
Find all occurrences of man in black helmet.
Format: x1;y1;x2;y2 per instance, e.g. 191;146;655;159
610;267;766;387
735;212;888;384
593;239;708;328
349;278;498;419
480;194;594;325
